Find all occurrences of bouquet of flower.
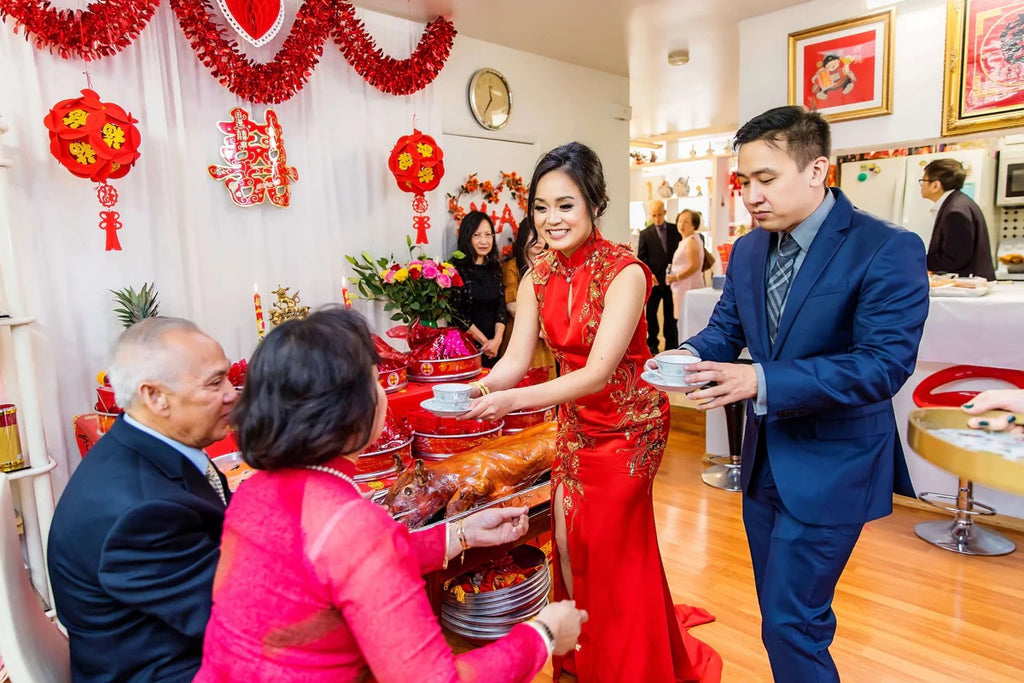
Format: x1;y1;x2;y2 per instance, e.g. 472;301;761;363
347;237;465;325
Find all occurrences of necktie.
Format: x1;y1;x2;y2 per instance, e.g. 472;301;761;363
205;461;228;506
658;224;667;251
766;233;801;345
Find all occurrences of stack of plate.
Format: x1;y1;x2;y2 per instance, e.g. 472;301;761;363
441;545;550;642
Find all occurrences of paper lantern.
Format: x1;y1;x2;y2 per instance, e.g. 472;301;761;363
388;129;444;244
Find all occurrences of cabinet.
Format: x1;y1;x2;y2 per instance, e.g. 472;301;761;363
0;114;58;606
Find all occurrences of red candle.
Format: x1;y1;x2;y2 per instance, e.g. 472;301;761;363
254;284;266;341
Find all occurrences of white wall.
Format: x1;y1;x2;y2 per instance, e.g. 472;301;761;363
434;35;630;252
739;0;947;151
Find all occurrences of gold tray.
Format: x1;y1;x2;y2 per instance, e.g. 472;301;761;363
908;408;1024;496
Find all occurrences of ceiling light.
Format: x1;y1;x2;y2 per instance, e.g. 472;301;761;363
668;49;689;66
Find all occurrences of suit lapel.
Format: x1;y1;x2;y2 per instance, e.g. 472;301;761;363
108;417;228;508
748;229;772;358
770;193;851;357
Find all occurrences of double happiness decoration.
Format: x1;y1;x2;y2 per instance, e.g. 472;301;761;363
388;129;444;245
447;172;528;238
43;89;141;250
208;107;297;207
0;0;456;103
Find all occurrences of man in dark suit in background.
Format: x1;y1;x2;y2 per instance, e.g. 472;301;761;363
48;317;237;682
920;158;995;279
637;199;681;354
673;106;929;682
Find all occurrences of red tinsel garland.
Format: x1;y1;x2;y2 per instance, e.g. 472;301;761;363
0;0;158;61
169;0;339;105
333;2;455;96
2;0;456;103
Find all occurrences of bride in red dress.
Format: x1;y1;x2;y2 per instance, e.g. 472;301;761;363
462;143;722;682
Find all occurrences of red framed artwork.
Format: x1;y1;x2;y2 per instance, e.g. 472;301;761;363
788;10;895;122
942;0;1024;135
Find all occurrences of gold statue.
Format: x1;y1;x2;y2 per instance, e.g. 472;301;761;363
268;285;310;326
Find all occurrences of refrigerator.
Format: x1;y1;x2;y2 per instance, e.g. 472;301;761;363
839;148;997;251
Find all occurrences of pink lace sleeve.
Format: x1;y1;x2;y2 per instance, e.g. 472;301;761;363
408;523;446;574
309;499;547;683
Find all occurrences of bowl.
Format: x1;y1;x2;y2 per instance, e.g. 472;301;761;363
408;352;483;382
356;437;413;481
502;405;556;434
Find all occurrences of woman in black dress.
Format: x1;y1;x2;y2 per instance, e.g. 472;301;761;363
451;211;507;368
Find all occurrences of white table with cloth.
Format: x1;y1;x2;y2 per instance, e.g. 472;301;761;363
680;283;1024;518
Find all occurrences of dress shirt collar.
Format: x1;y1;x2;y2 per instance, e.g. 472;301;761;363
784;188;835;253
123;413;211;475
930;190;954;221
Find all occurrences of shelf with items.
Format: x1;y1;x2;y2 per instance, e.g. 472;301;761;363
0;114;58;606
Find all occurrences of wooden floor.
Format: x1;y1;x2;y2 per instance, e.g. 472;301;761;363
449;415;1024;682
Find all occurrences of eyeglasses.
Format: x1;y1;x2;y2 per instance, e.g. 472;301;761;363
918;177;933;184
472;232;494;239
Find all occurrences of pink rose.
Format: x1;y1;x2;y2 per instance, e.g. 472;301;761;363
437;273;452;288
383;269;396;284
423;264;440;280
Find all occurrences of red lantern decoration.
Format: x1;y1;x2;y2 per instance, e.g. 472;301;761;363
43;89;141;251
388;129;444;245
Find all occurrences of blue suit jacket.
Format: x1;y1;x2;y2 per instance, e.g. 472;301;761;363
685;188;929;525
48;417;228;682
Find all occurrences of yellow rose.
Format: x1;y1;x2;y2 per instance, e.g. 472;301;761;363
394;268;410;282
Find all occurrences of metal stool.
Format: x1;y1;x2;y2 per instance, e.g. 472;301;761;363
912;364;1024;556
702;396;745;492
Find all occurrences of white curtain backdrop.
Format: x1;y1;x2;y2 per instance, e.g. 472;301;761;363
0;2;444;489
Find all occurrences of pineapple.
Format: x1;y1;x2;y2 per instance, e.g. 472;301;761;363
110;282;160;329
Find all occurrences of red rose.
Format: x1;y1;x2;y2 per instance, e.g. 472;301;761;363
452;273;464;287
410;269;421;279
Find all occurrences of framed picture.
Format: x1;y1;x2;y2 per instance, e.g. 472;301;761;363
788;10;895;123
942;0;1024;136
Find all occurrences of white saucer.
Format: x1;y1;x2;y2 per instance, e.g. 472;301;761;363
641;369;699;393
420;397;472;418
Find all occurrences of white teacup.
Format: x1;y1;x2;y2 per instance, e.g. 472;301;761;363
645;353;701;382
432;383;472;408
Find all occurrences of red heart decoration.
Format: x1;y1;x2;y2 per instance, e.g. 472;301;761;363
218;0;285;48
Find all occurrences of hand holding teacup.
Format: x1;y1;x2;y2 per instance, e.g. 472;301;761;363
652;350;759;411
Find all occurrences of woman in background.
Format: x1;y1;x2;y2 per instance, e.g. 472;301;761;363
196;307;586;682
452;211;507;367
666;209;706;342
500;217;556;378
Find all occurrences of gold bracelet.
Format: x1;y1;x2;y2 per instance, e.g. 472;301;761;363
455;518;471;550
470;381;490;396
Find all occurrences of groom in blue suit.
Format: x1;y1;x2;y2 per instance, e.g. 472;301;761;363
677;106;929;681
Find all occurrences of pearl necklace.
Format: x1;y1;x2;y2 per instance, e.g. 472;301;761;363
304;465;360;493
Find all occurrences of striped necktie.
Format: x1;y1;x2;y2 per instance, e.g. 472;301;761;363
766;233;801;345
205;461;228;506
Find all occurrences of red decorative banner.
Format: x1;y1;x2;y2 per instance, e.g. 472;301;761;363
1;0;456;104
0;0;158;61
208;107;298;207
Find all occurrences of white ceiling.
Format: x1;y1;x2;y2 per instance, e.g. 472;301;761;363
355;0;808;138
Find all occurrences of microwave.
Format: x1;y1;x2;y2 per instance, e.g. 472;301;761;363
996;149;1024;206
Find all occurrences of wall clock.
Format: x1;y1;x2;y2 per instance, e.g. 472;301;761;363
468;68;511;131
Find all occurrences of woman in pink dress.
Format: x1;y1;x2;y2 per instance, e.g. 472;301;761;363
667;209;708;342
195;308;587;682
462;143;721;681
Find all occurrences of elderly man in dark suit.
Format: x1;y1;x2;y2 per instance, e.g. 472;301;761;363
672;106;929;682
637;199;681;354
920;158;996;279
48;317;238;682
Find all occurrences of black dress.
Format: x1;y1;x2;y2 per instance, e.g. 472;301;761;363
452;261;508;367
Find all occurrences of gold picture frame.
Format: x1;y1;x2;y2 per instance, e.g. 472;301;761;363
941;0;1024;136
788;10;895;123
